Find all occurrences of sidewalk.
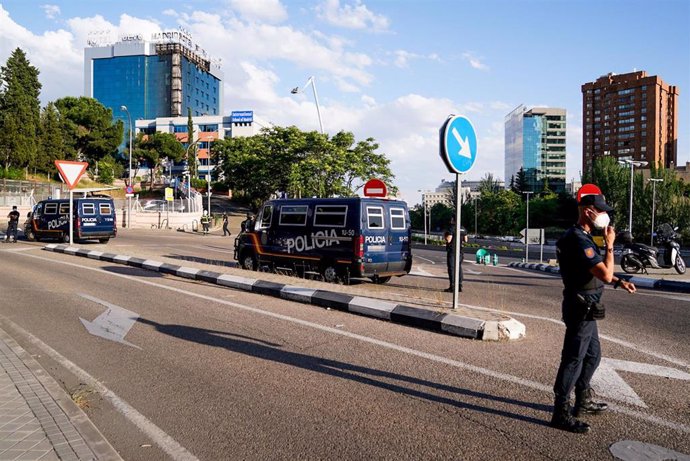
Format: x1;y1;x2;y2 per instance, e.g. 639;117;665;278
0;327;122;461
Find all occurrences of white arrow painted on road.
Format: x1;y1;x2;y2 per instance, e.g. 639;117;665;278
78;293;141;349
451;127;472;158
592;358;690;408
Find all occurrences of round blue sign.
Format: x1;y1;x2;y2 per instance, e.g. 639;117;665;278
440;115;477;174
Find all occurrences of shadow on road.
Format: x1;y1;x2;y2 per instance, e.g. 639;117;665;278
137;317;551;427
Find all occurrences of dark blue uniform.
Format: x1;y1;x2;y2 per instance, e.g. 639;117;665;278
446;233;463;290
553;225;604;408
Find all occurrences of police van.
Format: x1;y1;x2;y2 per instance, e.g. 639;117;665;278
234;197;412;284
26;197;117;244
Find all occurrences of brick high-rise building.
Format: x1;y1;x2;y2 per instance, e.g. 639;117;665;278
581;71;679;175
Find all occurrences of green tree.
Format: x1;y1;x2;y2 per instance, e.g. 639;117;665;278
215;126;395;206
0;48;42;174
478;172;501;195
186;107;197;179
37;102;65;175
54;96;123;165
134;132;185;189
511;167;528;194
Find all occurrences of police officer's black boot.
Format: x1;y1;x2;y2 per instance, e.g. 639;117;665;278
550;402;590;434
574;388;608;417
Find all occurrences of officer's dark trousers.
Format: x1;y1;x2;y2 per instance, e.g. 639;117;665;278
447;256;463;288
553;318;601;406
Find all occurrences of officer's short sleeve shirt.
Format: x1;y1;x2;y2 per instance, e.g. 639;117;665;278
556;226;603;293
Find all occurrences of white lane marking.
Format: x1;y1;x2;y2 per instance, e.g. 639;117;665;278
78;294;141;349
414;255;436;264
17;251;690;435
592;358;690;408
1;246;38;252
1;317;199;461
409;267;434;277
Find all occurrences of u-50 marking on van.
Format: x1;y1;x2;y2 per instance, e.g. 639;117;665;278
233;197;412;284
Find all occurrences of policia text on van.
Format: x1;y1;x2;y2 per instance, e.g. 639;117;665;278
25;198;117;244
234;198;412;284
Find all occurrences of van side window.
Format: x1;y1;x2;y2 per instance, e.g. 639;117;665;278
34;204;43;217
314;205;347;227
256;205;273;230
82;203;96;215
279;205;308;226
59;203;70;215
44;203;58;215
390;208;406;230
366;206;384;229
99;203;112;215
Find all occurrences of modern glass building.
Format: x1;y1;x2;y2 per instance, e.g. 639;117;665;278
504;105;567;193
84;36;223;124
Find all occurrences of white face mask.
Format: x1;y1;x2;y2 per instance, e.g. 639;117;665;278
591;211;610;230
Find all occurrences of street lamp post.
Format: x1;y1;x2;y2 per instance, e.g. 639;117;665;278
523;191;532;263
418;190;427;245
120;105;132;229
185;136;213;181
648;178;663;246
473;196;478;236
291;76;324;134
619;159;648;232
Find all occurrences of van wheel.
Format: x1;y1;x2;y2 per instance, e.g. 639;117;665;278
99;237;110;244
321;264;340;284
61;233;70;244
241;252;257;271
373;276;391;284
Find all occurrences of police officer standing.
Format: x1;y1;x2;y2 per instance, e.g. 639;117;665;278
5;206;20;242
550;192;636;433
200;210;211;235
240;213;255;233
444;227;467;293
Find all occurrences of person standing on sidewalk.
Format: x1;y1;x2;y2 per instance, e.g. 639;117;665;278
222;212;231;236
550;193;637;434
444;228;467;293
5;206;20;242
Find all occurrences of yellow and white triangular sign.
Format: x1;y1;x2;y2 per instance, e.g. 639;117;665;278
55;160;88;190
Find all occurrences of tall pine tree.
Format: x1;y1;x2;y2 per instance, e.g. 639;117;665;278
0;48;42;173
38;102;65;175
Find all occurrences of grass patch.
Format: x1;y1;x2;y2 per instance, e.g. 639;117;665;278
70;384;95;409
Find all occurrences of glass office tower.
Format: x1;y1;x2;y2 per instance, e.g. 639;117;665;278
504;106;566;193
85;40;223;125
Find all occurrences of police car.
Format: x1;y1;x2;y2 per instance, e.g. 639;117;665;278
234;197;412;284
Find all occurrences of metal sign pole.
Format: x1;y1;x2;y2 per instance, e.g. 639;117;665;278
540;229;544;263
453;174;461;309
69;190;74;245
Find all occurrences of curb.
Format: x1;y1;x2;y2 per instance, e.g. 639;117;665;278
508;262;690;294
44;244;525;341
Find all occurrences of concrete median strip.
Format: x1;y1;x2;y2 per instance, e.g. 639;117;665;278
508;262;690;293
43;244;525;341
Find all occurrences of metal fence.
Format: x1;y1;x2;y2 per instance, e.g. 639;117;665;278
0;179;68;206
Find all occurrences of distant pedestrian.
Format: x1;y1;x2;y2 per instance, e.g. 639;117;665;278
200;211;211;235
5;206;20;243
222;213;231;236
444;228;467;292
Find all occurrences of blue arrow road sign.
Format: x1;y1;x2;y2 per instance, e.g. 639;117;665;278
440;115;477;174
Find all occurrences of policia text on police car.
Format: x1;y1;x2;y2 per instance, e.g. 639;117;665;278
550;192;636;434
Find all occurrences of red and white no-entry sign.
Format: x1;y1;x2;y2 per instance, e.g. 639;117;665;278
55;160;88;190
363;179;387;198
576;183;603;202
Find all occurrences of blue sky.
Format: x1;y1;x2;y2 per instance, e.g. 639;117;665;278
1;0;688;205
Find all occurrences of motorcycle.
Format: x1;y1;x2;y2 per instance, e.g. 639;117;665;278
618;223;686;275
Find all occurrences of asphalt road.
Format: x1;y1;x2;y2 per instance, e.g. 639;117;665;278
1;232;689;460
